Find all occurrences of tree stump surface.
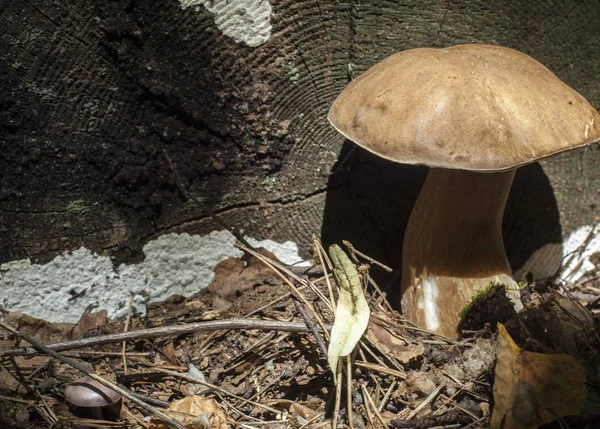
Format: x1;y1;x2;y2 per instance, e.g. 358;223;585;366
2;0;599;278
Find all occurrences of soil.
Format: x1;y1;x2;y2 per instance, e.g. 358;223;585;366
0;244;598;429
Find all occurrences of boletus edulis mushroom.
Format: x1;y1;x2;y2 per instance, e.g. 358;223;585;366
328;44;600;339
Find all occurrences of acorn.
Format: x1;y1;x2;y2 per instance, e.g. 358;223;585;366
64;376;122;420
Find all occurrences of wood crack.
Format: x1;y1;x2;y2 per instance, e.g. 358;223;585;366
18;0;115;68
153;183;347;234
347;0;358;82
137;84;229;143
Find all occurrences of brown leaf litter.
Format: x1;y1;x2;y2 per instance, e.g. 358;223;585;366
0;241;599;429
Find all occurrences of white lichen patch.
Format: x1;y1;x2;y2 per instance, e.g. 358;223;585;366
560;223;600;282
246;236;311;267
0;231;310;323
180;0;272;47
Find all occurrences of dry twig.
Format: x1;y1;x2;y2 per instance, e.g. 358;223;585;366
2;319;328;357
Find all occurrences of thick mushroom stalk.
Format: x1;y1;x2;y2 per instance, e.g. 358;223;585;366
401;168;522;338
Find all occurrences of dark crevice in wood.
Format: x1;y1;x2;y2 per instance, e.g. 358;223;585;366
347;0;358;82
136;84;229;143
437;0;451;42
152;183;348;232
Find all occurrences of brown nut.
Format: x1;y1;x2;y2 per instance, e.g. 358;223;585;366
64;376;122;420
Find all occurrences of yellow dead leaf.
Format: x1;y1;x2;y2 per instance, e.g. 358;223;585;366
327;245;370;384
491;323;586;429
149;396;228;429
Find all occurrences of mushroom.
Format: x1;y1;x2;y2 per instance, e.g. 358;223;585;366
328;44;600;338
64;376;123;420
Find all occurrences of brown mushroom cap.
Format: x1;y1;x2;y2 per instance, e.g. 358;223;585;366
328;44;600;171
64;376;122;408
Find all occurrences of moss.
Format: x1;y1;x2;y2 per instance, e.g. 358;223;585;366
458;281;506;319
66;199;89;215
1;396;26;420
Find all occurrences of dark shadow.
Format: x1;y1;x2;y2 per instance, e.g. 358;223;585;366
321;140;562;308
504;162;563;280
321;141;426;306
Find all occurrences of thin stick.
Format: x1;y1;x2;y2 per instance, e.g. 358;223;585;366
222;332;284;373
298;412;325;429
406;383;445;420
241;281;318;317
366;276;394;313
0;321;188;429
122;295;134;375
360;383;387;428
437;394;479;421
0;394;32;404
463;419;487;429
25;359;50;382
347;357;354;429
62;351;151;358
247;371;285;403
124;408;150;428
197;330;225;355
402;323;457;344
241;243;333;312
245;290;294;317
292;292;328;356
238;245;331;338
342;240;393;272
359;342;392;371
360;383;376;429
2;319;329;357
236;244;309;290
216;393;263;422
37;389;58;425
332;362;343;429
305;279;334;311
354;361;406;379
378;380;397;412
59;417;126;427
152;367;281;415
313;237;336;307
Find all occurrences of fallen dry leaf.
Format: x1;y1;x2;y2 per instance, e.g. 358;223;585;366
404;371;438;396
367;321;424;364
491;323;586;429
1;312;73;344
149;396;228;429
208;250;279;299
262;399;318;420
70;310;108;339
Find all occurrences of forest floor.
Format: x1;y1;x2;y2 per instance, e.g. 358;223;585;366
0;242;599;429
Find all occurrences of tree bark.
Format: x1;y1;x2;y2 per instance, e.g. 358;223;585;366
1;0;599;283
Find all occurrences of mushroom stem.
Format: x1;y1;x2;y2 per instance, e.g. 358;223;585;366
401;168;521;338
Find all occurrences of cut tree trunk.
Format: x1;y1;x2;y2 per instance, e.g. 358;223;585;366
1;0;599;284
